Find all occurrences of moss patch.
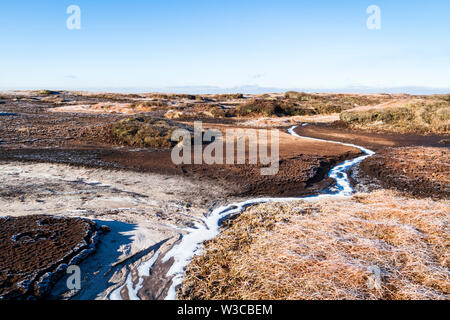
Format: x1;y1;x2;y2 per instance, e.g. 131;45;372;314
112;117;184;148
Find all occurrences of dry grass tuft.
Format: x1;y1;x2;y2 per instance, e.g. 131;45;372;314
340;99;450;134
111;117;185;148
180;190;449;300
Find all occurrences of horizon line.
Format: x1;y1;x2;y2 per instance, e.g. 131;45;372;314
2;85;449;95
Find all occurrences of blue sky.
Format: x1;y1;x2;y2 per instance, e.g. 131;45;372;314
0;0;449;92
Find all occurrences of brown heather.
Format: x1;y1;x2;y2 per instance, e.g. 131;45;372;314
179;190;449;300
340;99;450;134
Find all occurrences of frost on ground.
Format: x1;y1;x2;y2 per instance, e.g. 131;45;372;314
0;161;234;300
0;215;100;299
180;189;449;300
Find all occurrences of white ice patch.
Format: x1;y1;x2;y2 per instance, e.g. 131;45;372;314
109;252;160;300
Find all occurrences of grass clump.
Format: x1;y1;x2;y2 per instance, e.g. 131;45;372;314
112;117;182;148
284;92;386;115
206;105;236;118
38;90;59;96
210;93;244;100
314;104;342;114
236;99;287;117
235;98;336;117
340;100;450;134
128;100;168;111
285;91;311;101
143;93;197;100
81;92;143;101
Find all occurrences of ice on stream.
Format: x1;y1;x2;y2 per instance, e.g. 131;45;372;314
162;125;375;300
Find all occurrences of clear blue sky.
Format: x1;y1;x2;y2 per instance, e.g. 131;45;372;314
0;0;449;91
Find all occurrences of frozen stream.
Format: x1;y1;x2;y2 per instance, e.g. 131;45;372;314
110;125;375;300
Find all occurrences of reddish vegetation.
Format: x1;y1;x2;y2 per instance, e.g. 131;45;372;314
360;147;449;198
0;215;101;300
